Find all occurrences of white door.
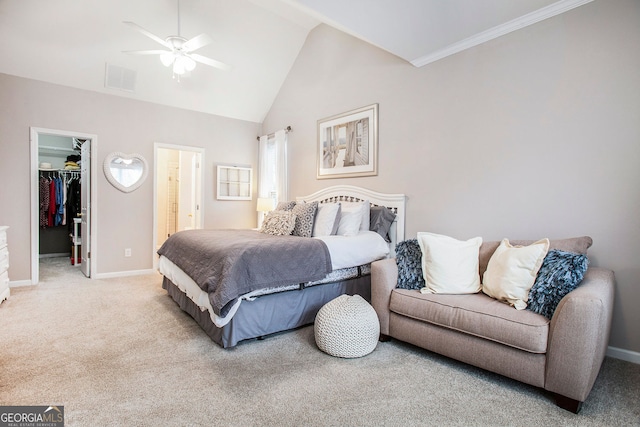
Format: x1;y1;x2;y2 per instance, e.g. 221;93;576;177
178;151;201;230
154;144;204;262
80;140;91;277
193;153;202;229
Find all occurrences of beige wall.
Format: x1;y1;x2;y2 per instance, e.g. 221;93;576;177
0;73;260;279
263;0;640;353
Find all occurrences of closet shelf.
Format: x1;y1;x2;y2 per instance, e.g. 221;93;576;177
39;145;79;157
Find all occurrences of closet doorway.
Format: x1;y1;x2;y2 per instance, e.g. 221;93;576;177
154;143;204;267
30;127;98;283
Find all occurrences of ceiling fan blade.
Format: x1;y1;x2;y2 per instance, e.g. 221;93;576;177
122;50;171;55
190;54;231;71
182;33;213;53
123;21;172;49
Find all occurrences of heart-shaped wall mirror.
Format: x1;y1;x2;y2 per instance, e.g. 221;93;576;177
103;152;148;193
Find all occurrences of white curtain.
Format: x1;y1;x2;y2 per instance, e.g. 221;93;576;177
258;129;288;202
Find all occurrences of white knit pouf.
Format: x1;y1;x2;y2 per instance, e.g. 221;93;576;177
314;294;380;358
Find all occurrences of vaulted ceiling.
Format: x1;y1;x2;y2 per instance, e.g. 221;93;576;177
0;0;592;123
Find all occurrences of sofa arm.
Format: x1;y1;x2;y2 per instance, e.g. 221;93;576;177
545;267;615;407
371;258;398;336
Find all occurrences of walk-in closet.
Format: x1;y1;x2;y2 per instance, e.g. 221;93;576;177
38;135;84;277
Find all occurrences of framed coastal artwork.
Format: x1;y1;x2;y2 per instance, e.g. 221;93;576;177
316;103;378;179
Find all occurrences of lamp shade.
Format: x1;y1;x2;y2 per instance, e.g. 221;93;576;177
256;197;275;212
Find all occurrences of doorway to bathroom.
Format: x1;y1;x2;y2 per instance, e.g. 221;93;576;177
154;143;204;267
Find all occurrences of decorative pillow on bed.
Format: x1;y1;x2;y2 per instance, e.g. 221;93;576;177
312;203;341;237
395;239;424;290
330;204;341;235
336;202;365;236
260;210;296;236
417;232;483;294
275;201;296;211
339;200;370;232
527;249;589;319
291;201;318;238
482;238;550;310
369;206;396;242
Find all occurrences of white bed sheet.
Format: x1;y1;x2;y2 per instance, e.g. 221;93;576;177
158;230;390;328
314;230;390;270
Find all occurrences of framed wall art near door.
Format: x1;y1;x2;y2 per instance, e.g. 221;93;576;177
217;165;252;200
317;103;378;179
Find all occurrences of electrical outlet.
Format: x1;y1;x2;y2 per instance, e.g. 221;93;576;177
124;248;132;257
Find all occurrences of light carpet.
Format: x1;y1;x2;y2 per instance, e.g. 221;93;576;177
0;257;638;426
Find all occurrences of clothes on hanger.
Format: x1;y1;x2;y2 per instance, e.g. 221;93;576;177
38;171;81;229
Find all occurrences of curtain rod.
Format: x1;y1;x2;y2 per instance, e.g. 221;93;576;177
257;126;292;141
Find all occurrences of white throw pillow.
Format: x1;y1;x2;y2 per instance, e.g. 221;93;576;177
312;203;341;237
339;200;370;232
482;238;550;310
417;232;483;294
336;202;365;236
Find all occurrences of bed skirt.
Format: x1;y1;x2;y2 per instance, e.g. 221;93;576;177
162;275;371;348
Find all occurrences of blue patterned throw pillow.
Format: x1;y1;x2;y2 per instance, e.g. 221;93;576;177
395;239;425;290
527;249;589;319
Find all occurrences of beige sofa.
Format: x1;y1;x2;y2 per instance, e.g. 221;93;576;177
371;237;615;413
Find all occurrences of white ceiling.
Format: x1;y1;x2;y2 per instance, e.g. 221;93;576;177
0;0;592;123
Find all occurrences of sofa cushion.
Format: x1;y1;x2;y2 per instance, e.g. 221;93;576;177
482;238;550;310
389;289;550;353
395;239;425;290
527;249;589;319
478;236;593;278
417;232;483;294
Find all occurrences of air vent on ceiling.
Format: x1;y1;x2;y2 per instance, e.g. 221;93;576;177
105;63;136;92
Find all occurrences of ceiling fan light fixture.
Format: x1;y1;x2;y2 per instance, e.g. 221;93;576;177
123;0;230;79
173;58;186;75
184;56;196;71
171;55;196;75
160;52;175;67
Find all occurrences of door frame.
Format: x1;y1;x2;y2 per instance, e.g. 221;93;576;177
30;127;98;283
153;142;205;270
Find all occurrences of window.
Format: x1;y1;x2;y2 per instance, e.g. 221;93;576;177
258;129;288;203
217;165;252;200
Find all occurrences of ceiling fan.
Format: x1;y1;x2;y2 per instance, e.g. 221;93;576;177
122;0;230;79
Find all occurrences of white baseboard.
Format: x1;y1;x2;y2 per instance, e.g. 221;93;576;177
92;269;157;279
607;346;640;364
9;279;35;288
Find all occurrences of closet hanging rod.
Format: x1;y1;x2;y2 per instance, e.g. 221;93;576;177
256;126;292;141
39;169;81;174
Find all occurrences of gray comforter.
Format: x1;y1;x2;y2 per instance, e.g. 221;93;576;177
157;229;332;317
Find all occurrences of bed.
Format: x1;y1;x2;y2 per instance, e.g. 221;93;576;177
157;185;406;348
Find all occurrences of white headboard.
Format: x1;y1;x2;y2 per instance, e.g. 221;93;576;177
297;185;406;254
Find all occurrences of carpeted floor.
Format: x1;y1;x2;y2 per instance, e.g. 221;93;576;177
1;257;638;426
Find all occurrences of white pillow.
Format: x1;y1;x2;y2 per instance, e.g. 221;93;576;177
312;203;341;237
336;203;365;236
482;238;550;310
417;232;483;294
339;200;370;232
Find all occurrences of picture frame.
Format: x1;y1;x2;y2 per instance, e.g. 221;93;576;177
217;165;252;200
317;103;378;179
